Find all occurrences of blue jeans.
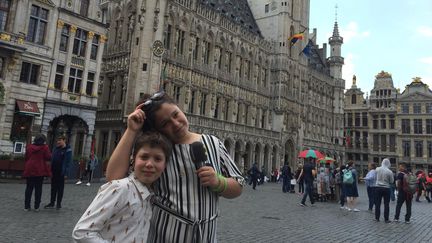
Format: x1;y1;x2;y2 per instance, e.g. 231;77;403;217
367;186;376;210
390;185;396;201
301;181;314;204
298;180;304;193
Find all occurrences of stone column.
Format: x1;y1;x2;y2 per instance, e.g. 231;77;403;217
93;35;106;97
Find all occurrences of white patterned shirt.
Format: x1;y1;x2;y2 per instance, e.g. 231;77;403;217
73;173;152;243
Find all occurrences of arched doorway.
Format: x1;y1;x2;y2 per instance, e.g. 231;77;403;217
284;140;295;168
234;141;244;173
254;143;261;167
264;144;271;173
224;139;232;156
272;145;278;169
245;142;253;171
47;115;89;158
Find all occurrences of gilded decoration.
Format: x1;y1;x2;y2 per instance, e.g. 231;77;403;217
375;70;391;79
412;77;422;83
100;35;107;43
0;33;11;41
88;31;95;40
57;20;64;28
70;25;77;33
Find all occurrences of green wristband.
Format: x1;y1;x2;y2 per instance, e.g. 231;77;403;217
219;176;228;194
211;174;223;192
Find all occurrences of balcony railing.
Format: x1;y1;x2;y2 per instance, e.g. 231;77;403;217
96;109;123;122
0;31;26;53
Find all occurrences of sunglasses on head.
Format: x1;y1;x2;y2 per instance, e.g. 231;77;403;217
142;91;165;111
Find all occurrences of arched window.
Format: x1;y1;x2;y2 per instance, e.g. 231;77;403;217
351;94;357;104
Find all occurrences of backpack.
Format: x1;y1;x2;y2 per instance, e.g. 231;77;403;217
403;172;418;194
343;169;354;184
426;177;432;190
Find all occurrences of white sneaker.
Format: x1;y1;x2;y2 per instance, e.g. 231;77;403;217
86;182;91;186
347;208;352;212
76;181;82;185
353;208;360;212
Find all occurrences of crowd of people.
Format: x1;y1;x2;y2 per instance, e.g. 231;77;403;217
250;157;432;225
22;91;431;242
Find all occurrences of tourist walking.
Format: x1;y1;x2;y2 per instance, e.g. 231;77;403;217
299;159;316;207
75;154;99;186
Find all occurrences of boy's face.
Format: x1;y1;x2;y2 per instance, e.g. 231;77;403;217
56;138;66;147
134;145;167;187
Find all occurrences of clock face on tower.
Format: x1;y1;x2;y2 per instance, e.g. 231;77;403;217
152;40;165;57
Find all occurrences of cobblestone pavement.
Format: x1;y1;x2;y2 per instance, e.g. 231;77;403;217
1;180;432;243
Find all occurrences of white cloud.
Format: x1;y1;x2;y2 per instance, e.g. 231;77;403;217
419;57;432;65
340;22;370;43
417;26;432;37
342;53;355;89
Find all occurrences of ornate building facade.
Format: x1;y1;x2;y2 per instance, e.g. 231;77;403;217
95;0;345;173
345;72;432;176
397;78;432;171
0;0;106;158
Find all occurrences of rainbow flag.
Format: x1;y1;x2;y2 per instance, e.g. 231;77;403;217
288;33;304;45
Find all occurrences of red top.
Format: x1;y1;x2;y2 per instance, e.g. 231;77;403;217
23;144;52;177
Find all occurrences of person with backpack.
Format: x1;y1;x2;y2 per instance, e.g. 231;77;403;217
342;161;359;212
394;163;414;223
374;158;394;223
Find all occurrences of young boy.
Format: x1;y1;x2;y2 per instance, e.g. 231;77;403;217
72;131;172;242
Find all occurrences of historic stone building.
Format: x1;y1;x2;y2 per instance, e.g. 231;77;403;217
345;72;432;175
0;0;106;158
344;75;370;175
95;0;345;173
397;77;432;171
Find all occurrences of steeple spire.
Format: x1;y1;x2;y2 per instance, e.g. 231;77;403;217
332;4;340;37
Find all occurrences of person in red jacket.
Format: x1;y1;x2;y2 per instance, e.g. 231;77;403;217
23;134;52;211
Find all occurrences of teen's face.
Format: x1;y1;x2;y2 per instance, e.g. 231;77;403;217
134;145;167;187
56;139;65;147
154;103;189;143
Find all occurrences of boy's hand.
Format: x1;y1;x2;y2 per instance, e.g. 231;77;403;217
196;166;219;188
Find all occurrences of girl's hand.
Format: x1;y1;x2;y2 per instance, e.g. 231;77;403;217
196;166;219;188
127;105;146;132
